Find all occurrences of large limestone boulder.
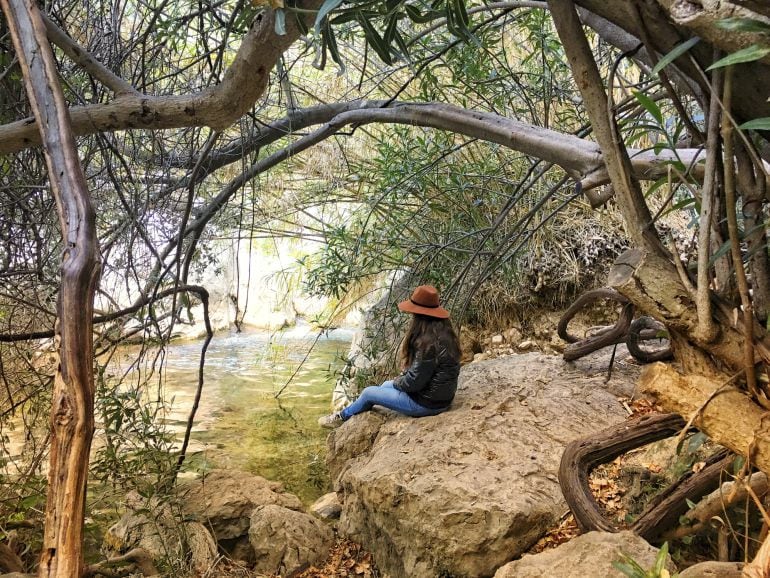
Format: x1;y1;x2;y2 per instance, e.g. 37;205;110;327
180;469;303;541
494;531;674;577
248;504;335;575
327;351;639;578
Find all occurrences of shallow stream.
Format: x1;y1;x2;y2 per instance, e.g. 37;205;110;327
149;324;352;504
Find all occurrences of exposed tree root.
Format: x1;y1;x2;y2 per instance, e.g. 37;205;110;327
558;288;672;362
559;412;734;541
627;316;674;364
83;548;158;577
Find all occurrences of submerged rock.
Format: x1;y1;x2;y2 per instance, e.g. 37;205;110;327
494;531;673;577
248;504;334;575
327;351;639;577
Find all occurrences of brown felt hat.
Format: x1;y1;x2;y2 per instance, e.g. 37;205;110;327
397;285;450;319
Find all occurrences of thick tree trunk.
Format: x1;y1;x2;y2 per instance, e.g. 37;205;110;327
608;248;752;370
641;363;770;475
0;1;101;576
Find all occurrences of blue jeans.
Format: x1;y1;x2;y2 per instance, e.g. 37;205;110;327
340;380;449;420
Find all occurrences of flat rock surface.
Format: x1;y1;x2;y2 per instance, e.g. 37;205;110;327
327;351;640;578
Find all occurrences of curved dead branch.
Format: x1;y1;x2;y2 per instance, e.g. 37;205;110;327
558;288;634;361
632;449;732;541
559;412;733;541
559;413;685;533
557;287;630;343
626;316;673;363
559;289;672;362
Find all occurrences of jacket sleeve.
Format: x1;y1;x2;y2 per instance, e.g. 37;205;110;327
393;354;437;393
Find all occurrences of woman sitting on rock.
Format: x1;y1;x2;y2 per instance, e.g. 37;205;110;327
318;285;461;428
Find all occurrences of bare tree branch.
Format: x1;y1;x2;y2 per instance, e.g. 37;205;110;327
0;1;323;154
42;14;139;96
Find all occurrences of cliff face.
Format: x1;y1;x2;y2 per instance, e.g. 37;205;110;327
326;351;640;577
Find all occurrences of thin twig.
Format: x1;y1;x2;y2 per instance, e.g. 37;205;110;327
722;67;763;407
695;55;723;343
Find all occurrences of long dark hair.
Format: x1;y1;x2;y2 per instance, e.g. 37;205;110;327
399;314;461;369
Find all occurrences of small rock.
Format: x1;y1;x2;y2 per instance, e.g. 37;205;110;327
310;492;342;519
249;504;334;576
678;561;743;577
518;340;537;350
505;327;522;342
494;531;674;577
491;334;504;345
473;353;488;362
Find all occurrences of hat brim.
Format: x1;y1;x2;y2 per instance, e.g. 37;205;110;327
398;300;450;319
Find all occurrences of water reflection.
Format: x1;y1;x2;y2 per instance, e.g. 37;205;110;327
159;326;351;503
2;326;351;504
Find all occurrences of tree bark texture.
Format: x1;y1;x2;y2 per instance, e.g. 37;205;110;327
548;0;664;254
641;363;770;476
559;413;685;533
608;247;770;376
0;1;101;576
575;0;770;125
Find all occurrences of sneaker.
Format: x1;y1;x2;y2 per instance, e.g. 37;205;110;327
318;412;344;429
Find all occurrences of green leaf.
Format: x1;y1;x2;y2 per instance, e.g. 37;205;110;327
645;176;669;197
393;29;410;60
707;45;770;70
404;4;422;22
633;91;663;125
357;12;393;64
716;17;770;35
322;22;345;73
330;11;359;24
274;8;287;35
652;37;700;75
654;542;669;574
384;13;399;46
612;561;643;578
453;0;469;28
687;431;708;453
739;117;770;131
665;196;697;215
314;0;345;34
686;498;697;509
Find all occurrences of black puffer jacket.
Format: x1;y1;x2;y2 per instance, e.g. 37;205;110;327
393;348;460;409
